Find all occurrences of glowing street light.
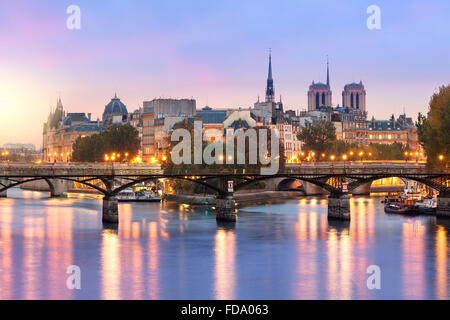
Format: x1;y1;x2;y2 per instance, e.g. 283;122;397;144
330;155;336;161
438;154;444;161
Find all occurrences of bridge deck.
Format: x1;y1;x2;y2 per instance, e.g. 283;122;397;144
0;162;448;178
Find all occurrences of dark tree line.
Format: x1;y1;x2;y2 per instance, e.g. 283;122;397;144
416;84;450;167
72;125;140;162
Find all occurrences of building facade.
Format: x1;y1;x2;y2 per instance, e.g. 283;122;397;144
368;114;421;151
141;111;155;163
43;98;102;162
342;82;366;112
307;60;332;111
144;98;196;119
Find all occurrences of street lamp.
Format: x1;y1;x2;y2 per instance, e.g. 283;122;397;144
330;155;336;161
359;151;364;162
438;154;445;168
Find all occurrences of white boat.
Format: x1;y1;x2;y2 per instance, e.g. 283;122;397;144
116;188;161;202
415;198;437;214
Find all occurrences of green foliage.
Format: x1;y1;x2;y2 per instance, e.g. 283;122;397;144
163;121;285;193
164;122;285;172
368;142;407;160
416;85;450;167
312;140;408;161
328;140;359;156
72;125;140;162
297;120;337;154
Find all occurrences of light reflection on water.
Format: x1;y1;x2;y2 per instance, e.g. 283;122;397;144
0;188;448;300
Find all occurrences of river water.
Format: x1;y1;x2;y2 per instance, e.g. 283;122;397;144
0;188;448;300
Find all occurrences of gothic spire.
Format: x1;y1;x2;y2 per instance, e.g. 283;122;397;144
326;56;330;87
265;50;275;103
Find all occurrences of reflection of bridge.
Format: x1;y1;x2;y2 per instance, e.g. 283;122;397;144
1;162;449;223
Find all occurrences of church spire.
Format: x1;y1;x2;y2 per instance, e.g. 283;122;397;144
265;49;275;103
56;96;63;109
326;55;330;87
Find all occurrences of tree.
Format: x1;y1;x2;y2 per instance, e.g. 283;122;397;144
163;121;285;193
369;142;407;160
102;125;141;158
416;85;450;166
297;120;337;154
72;125;140;162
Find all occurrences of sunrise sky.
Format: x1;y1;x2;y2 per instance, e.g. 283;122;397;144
1;0;449;148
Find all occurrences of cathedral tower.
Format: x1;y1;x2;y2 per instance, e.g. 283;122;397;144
307;58;333;111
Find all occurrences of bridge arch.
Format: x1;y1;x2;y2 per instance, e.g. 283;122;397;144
276;178;305;194
111;176;226;196
0;177;109;196
347;175;450;195
234;175;343;195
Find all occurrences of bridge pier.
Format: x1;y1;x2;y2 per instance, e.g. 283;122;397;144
49;179;67;197
436;193;450;218
328;194;351;221
103;197;119;224
216;196;237;222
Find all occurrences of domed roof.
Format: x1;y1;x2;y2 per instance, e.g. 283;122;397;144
103;94;128;115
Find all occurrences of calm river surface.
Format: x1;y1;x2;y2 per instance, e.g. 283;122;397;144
0;188;448;300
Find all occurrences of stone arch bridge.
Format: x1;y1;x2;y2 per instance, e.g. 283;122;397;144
0;162;449;223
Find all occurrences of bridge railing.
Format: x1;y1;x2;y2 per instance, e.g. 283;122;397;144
0;162;448;178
